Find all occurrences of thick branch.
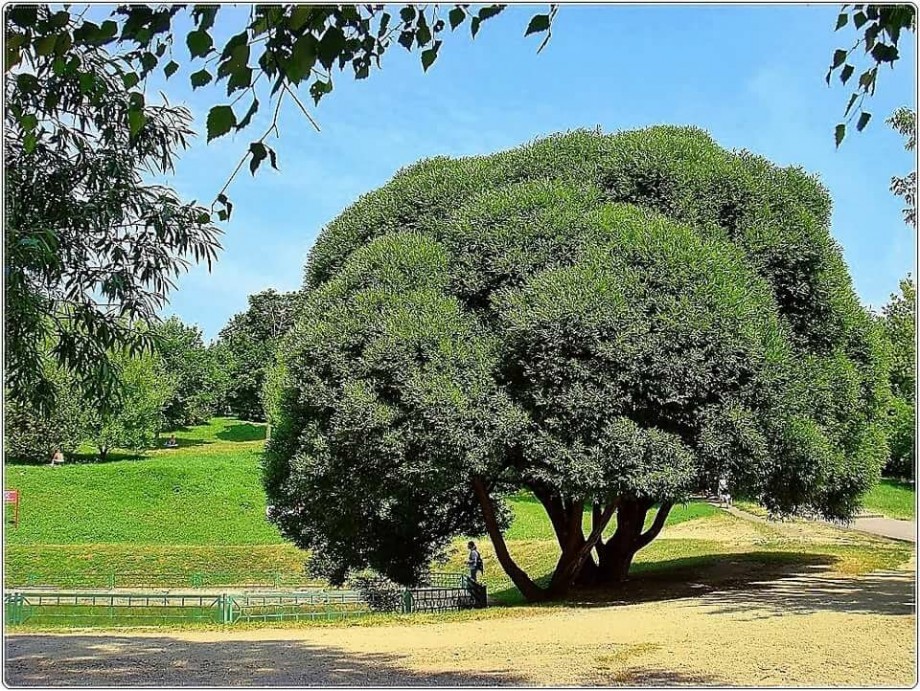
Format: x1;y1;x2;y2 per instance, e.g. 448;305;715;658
531;484;569;551
471;476;546;602
636;502;673;550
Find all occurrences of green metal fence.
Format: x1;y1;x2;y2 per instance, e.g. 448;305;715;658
4;572;487;627
5;591;227;626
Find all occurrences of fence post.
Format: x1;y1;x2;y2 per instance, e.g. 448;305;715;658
109;573;116;589
221;594;234;624
7;593;21;625
401;588;413;614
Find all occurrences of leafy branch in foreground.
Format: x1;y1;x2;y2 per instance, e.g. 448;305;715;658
827;3;915;146
5;3;557;219
5;11;220;412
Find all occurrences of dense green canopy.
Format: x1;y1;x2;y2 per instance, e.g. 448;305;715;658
265;126;889;598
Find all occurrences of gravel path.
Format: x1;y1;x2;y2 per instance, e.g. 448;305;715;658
6;559;915;687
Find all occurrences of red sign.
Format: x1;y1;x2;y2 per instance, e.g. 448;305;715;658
5;490;19;528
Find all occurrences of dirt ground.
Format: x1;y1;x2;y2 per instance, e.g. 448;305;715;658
5;552;916;687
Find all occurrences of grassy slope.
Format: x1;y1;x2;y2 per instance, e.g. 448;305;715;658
4;417;911;602
861;478;916;520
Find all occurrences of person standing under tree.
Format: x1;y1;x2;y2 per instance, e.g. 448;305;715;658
49;449;64;467
466;541;484;582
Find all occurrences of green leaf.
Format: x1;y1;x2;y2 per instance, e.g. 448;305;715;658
78;72;95;93
398;30;414;50
268;146;278;170
122;72;140;89
449;8;465;30
23;131;37;154
525;14;551;36
227;66;253;93
249;142;267;174
870;42;898;64
190;69;212;89
835;123;846;148
286;33;317;83
421;42;440;71
309;78;333;105
416;23;432;46
400;6;416;23
290;5;313;31
5;39;23;71
470;16;481;38
856;111;872;132
840;64;854;84
853;11;867;28
236;98;259;130
128;109;146;135
193;5;219;32
844;92;859;116
831;49;847;68
20;114;37;131
35;35;57;57
478;5;503;21
164;60;179;79
317;26;346;69
186;29;213;58
377;12;392;37
835;12;848;30
100;20;118;38
206;105;236;142
140;51;158;73
8;5;37;28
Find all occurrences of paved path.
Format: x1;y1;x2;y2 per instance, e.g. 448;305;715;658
720;504;917;543
849;516;916;543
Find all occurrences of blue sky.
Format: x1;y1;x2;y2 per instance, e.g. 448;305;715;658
147;4;917;340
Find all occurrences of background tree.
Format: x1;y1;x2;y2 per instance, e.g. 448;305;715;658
265;126;890;600
218;289;298;421
887;106;916;228
826;4;915;145
153;316;231;426
5;7;220;412
879;275;915;479
4;365;87;464
84;350;175;460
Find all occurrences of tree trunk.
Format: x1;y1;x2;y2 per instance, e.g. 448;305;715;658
595;499;673;584
471;476;547;602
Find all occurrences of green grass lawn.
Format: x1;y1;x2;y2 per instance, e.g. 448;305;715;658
861;478;916;520
4;416;912;619
5;418;279;545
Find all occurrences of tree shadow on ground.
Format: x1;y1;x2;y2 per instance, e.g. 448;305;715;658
8;451;150;466
216;422;266;443
490;551;915;618
156;436;212;450
4;635;526;686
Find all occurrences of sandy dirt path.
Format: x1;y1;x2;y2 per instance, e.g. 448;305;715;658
6;558;915;687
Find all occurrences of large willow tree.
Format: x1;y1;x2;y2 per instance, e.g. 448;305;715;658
264;126;890;601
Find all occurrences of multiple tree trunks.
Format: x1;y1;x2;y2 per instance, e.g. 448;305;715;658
472;475;673;602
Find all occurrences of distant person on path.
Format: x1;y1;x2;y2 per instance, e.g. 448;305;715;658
165;434;178;448
467;541;484;583
49;449;64;466
718;475;732;507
